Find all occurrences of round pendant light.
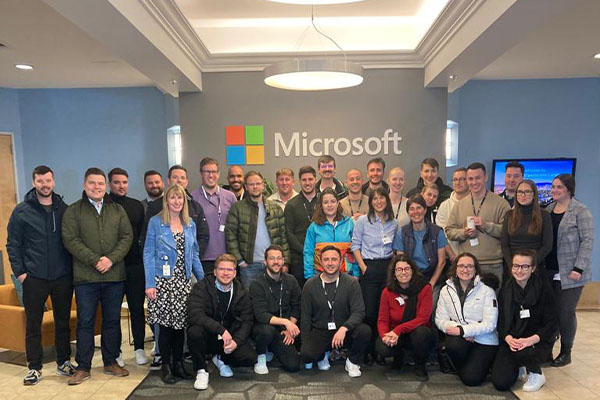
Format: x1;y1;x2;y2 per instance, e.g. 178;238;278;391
264;59;363;90
267;0;364;4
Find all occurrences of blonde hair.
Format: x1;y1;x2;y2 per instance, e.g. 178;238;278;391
160;184;191;226
216;253;237;267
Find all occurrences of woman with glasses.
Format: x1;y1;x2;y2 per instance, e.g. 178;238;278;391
435;252;498;386
376;254;433;381
545;174;593;367
491;249;557;392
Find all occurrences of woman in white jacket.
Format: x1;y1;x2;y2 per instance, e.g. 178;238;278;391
435;252;499;386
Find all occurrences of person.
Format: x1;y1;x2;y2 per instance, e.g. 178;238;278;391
284;166;319;287
225;171;290;288
499;161;524;208
388;167;409;227
445;162;510;286
249;245;302;374
187;254;256;390
304;187;358;279
108;167;148;366
545;174;594;367
421;183;439;224
406;158;452;206
300;246;371;378
144;184;204;384
491;249;558;392
62;167;133;385
340;168;369;219
377;255;434;381
362;157;389;196
436;168;469;255
351;187;398;365
435;253;499;386
223;165;247;201
268;168;298;211
141;170;164;212
7;165;75;385
315;155;347;199
501;179;552;273
191;157;237;275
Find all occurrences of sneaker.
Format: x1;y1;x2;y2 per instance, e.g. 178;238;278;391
345;358;362;378
194;369;209;390
116;351;126;368
265;351;274;362
254;354;269;375
212;355;233;378
23;369;42;386
57;360;76;377
523;371;546;392
135;349;149;365
103;363;129;377
517;366;527;382
317;351;331;371
304;363;313;370
67;370;90;385
150;355;162;371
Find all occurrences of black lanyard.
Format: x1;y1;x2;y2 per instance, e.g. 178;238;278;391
217;287;233;325
349;197;363;216
471;191;488;217
267;275;284;318
321;276;339;320
394;198;403;219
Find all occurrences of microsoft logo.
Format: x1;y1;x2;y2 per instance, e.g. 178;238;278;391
225;125;265;165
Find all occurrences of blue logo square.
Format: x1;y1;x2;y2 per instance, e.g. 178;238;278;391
226;146;246;165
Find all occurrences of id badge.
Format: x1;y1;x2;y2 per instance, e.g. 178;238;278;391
217;334;223;340
328;322;337;331
162;263;171;276
219;224;226;232
469;238;479;247
395;296;405;306
382;236;392;245
520;309;530;319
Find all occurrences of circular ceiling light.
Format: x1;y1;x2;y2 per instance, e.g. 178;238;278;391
15;64;34;70
267;0;364;4
264;59;363;91
594;53;600;59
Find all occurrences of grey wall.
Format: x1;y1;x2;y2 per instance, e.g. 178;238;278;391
180;69;448;191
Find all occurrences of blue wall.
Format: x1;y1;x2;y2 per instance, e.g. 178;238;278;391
0;88;27;195
448;78;600;280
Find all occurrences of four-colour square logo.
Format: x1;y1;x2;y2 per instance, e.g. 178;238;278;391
225;125;265;165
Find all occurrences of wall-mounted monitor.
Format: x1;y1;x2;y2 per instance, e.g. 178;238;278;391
491;158;577;206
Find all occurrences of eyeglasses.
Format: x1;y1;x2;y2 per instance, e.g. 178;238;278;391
516;190;534;196
395;267;412;273
456;264;475;270
216;267;235;273
201;170;219;175
246;182;264;187
452;177;467;182
511;264;532;271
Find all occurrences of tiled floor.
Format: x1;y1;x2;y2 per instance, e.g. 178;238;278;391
1;311;598;399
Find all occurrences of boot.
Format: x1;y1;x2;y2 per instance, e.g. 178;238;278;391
172;361;194;379
160;364;176;384
551;350;572;367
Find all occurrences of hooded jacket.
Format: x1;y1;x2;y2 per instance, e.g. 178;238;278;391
406;177;452;207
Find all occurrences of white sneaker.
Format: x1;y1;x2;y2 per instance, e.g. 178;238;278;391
254;354;269;375
523;371;546;392
517;366;527;382
151;342;157;357
345;358;362;378
212;355;233;378
265;351;274;362
317;351;331;371
116;352;126;368
194;369;209;390
135;349;149;365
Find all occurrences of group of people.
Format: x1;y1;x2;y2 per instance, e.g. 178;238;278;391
6;155;593;394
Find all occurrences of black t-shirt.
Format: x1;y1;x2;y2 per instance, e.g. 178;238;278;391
42;204;52;213
546;211;565;273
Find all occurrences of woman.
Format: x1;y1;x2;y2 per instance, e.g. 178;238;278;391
501;179;553;271
387;167;409;227
421;183;439;224
303;188;358;279
376;255;433;381
352;187;398;364
545;174;594;367
491;249;557;392
144;184;204;384
435;253;498;386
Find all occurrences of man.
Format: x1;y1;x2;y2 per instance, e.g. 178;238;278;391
108;167;148;365
250;245;302;374
225;171;290;288
141;170;164;212
436;167;469;254
191;158;237;275
187;254;256;390
407;158;452;206
500;161;525;208
340;169;369;219
315;155;347;199
362;157;389;196
284;166;319;287
300;246;370;378
267;168;298;211
62;167;133;385
445;162;510;285
223;165;247;201
7;166;75;386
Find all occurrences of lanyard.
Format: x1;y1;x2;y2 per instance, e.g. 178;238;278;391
302;193;317;222
217;286;234;324
202;186;222;223
471;191;488;217
267;274;284;318
321;276;339;311
394;198;403;219
349;197;363;216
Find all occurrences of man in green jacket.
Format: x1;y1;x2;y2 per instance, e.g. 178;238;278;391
62;167;133;385
225;171;290;289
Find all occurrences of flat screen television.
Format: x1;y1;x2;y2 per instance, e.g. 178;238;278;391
491;158;576;206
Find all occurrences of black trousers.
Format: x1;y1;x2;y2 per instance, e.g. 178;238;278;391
491;341;552;391
202;260;216;277
300;323;371;365
375;325;434;365
158;325;184;365
22;275;73;371
253;323;301;372
125;263;146;350
187;324;256;371
445;336;498;386
360;258;390;349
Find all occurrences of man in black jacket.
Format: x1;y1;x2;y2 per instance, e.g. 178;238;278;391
7;165;75;385
406;158;452;207
250;245;301;374
187;253;255;390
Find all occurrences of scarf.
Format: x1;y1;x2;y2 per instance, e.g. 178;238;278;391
452;276;475;309
502;273;543;338
396;278;427;323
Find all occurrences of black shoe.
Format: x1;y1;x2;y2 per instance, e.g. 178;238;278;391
160;364;176;384
172;361;194;380
415;364;429;382
438;349;457;374
363;352;374;366
552;352;572;367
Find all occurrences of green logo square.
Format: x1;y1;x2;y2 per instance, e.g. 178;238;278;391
245;125;264;145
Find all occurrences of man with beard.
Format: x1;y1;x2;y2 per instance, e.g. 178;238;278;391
315;155;347;199
407;158;452;206
499;161;524;208
7;166;75;385
141;170;164;212
223;165;247;201
341;169;369;219
362;157;389;196
437;167;469;254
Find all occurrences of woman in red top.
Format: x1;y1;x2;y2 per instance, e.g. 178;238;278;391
376;254;434;381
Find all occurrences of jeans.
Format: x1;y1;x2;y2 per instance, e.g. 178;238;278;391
555;284;583;351
125;263;146;350
491;341;552;391
74;281;125;371
300;324;371;365
239;262;265;289
253;323;301;372
187;324;256;371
